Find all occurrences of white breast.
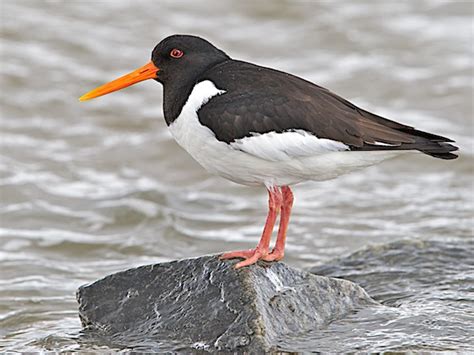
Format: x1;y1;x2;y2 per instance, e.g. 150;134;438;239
167;80;230;175
168;81;242;178
168;80;403;187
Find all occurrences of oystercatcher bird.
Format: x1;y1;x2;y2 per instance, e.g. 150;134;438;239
80;35;458;268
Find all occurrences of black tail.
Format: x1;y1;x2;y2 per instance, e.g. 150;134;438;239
398;127;459;160
418;142;459;160
355;107;459;160
358;129;459;159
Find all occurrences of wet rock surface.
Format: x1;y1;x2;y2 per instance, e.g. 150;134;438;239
77;256;376;352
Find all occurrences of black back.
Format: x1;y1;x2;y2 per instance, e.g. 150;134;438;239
196;60;458;159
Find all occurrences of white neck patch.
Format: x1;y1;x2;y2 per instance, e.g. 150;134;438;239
168;81;227;169
177;80;226;118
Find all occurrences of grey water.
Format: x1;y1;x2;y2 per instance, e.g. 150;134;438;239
0;0;473;352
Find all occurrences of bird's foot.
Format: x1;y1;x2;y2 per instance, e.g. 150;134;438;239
220;248;269;269
220;249;256;260
261;248;284;262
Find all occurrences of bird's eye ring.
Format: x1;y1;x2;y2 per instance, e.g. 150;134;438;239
170;48;184;59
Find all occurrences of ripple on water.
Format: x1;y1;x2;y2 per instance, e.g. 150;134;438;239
305;240;474;352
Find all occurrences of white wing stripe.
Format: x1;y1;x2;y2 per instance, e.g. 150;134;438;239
230;129;349;162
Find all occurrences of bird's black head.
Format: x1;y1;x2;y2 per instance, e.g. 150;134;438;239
151;35;230;86
79;34;229;102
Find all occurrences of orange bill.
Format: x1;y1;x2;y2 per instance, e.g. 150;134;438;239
79;61;159;101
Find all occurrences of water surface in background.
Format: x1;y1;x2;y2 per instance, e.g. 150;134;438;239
0;0;473;351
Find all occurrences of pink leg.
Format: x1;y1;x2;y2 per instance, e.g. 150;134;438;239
220;186;282;268
262;186;293;262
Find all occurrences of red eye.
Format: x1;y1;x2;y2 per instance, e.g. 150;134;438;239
170;48;184;58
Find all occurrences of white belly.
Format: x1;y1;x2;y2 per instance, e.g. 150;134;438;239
168;81;403;187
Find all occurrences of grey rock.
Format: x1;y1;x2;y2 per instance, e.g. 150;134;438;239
77;256;376;352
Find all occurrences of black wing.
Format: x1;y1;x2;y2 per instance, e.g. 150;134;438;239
198;60;458;160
